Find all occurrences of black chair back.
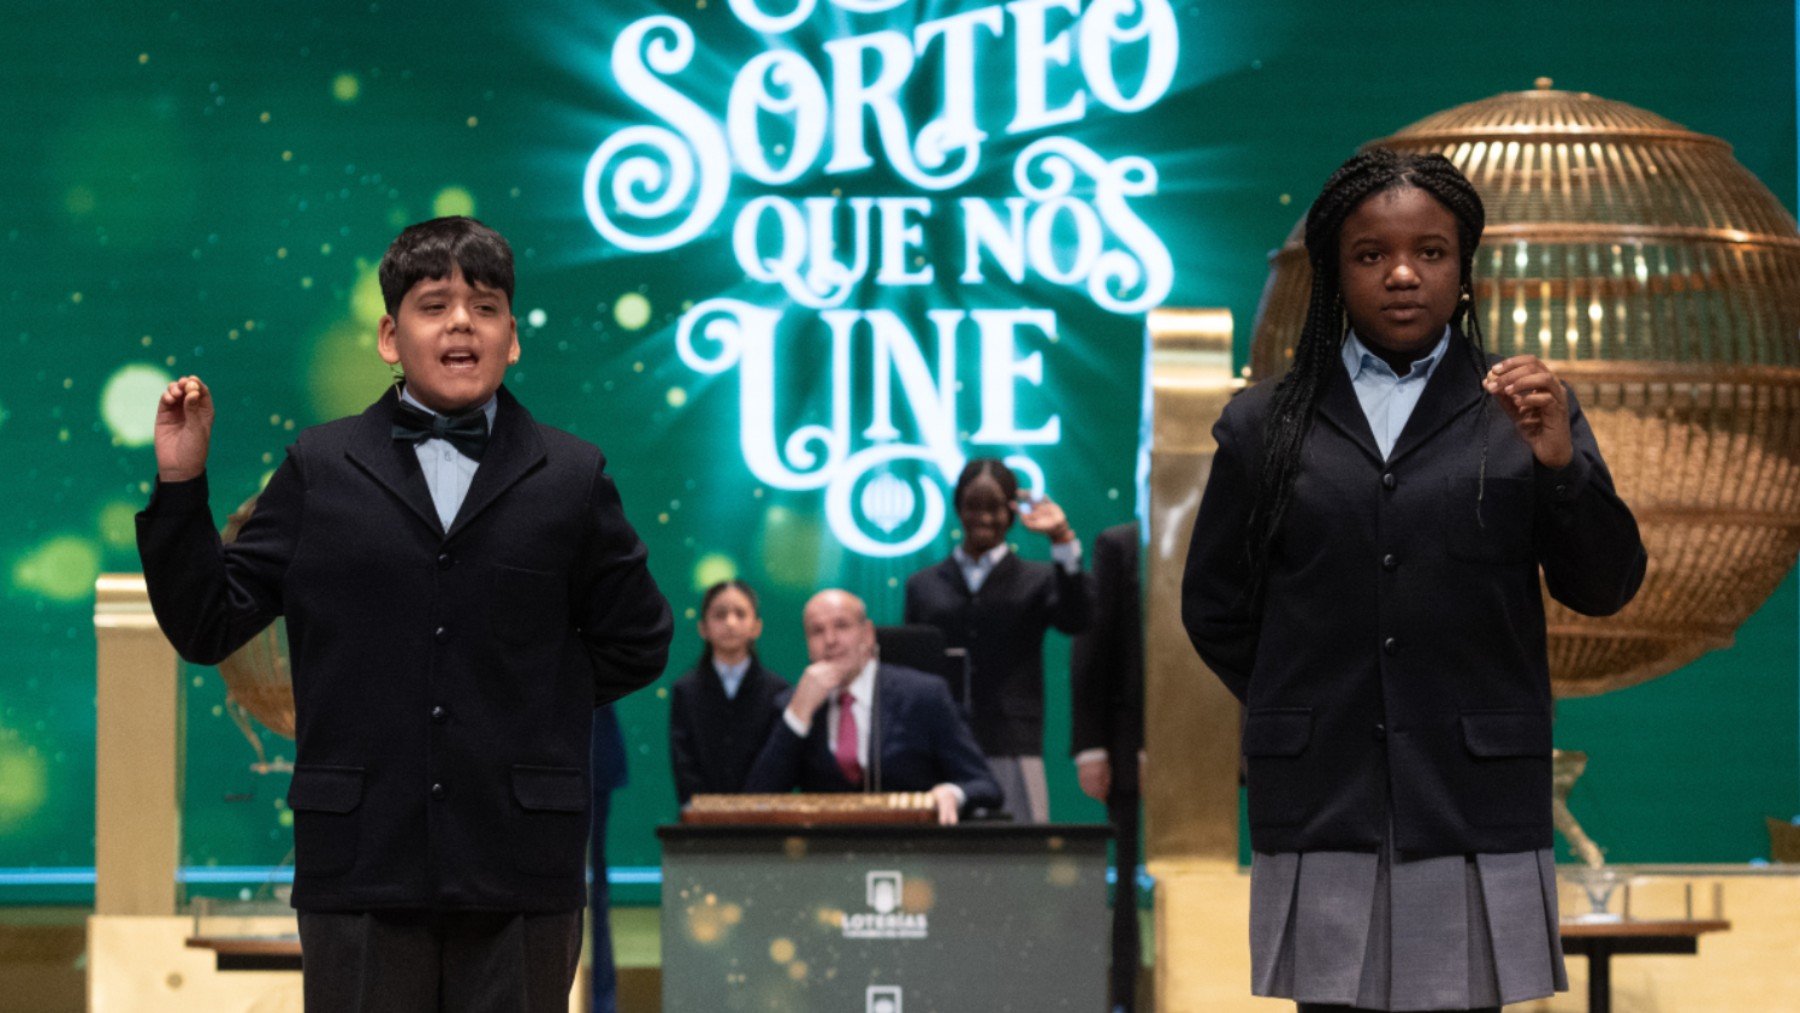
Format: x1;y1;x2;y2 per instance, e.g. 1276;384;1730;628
874;624;970;713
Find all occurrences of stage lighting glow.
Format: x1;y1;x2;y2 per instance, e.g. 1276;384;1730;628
11;536;101;603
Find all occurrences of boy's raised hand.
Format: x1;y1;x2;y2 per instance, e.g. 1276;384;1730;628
155;375;214;483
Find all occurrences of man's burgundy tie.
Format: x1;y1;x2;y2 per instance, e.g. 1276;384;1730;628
834;689;863;787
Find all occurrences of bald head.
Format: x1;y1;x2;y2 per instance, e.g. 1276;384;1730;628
802;588;875;667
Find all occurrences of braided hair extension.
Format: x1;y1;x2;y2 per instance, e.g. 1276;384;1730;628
1245;148;1491;592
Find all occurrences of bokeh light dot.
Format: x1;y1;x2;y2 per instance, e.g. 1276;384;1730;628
351;265;386;325
614;293;651;331
0;741;49;834
432;186;476;218
12;535;102;602
527;308;547;328
692;553;737;592
97;501;138;549
666;387;687;408
331;73;360;103
99;363;174;447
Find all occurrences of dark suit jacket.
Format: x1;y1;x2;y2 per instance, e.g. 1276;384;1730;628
136;386;673;913
1070;523;1144;793
904;552;1091;756
668;658;788;805
1181;337;1645;857
742;664;1002;810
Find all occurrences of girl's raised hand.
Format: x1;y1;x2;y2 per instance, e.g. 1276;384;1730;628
1016;492;1075;545
1483;355;1573;470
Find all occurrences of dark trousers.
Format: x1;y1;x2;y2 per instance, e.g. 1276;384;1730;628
589;764;619;1012
1298;1006;1500;1013
296;908;581;1012
1108;789;1141;1012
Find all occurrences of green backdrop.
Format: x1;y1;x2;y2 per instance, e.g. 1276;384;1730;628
1;1;1794;905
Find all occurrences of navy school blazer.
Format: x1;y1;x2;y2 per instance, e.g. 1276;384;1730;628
137;386;673;913
904;552;1092;756
1181;337;1645;857
667;658;788;805
742;664;1003;811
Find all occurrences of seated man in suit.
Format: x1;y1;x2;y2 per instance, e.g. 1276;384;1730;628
744;589;1001;824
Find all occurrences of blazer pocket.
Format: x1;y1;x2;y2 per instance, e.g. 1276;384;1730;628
1443;476;1533;564
1461;710;1552;758
490;564;564;646
1242;709;1311;827
287;765;364;877
1242;708;1312;757
1461;710;1552;827
510;765;588;878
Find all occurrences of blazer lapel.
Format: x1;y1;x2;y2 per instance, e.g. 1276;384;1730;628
447;386;547;539
1386;336;1484;467
936;557;971;598
981;550;1023;598
1314;360;1384;467
343;387;444;536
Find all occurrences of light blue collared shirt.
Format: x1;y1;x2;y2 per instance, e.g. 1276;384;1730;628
399;386;497;530
713;657;751;701
954;538;1082;594
1340;328;1451;460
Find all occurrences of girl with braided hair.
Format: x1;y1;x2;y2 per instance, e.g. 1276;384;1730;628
1182;149;1645;1011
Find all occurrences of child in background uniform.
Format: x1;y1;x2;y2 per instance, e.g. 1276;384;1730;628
903;458;1091;823
668;579;788;805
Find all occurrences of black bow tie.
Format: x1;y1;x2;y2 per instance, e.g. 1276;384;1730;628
392;401;490;461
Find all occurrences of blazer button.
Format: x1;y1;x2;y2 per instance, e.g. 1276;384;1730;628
1383;636;1398;655
434;626;451;643
1373;723;1387;741
430;705;447;723
1381;553;1398;571
1381;472;1396;490
430;782;446;800
437;553;454;570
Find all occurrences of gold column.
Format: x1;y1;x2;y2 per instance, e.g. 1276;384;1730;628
1143;307;1240;867
93;574;182;916
1143;310;1252;1011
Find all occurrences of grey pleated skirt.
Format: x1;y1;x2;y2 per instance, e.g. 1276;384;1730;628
1249;834;1567;1011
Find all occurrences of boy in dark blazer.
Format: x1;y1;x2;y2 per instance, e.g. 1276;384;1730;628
138;217;673;1012
744;589;1001;823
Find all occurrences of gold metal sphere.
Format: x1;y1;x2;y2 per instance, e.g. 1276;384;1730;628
1250;86;1800;697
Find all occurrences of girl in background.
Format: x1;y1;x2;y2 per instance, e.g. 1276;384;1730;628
668;580;788;805
904;458;1092;822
